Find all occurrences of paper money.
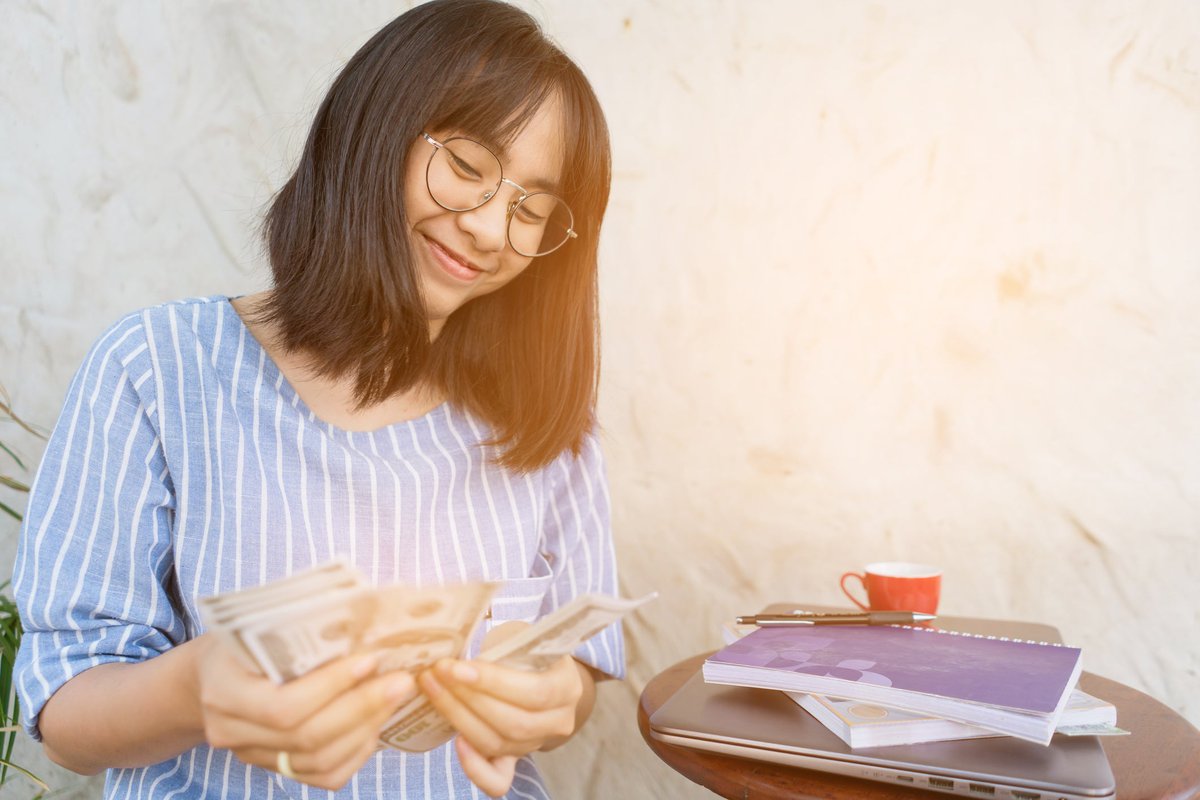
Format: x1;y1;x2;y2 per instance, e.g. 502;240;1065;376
378;592;656;752
198;565;497;685
355;582;498;675
199;567;652;753
197;563;366;674
239;588;379;683
479;592;656;670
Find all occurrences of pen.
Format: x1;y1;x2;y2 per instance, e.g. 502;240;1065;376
734;611;937;626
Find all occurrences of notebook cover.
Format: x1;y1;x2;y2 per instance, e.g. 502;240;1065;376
706;625;1081;714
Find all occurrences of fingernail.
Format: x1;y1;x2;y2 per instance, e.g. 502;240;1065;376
452;662;478;683
352;655;379;679
387;675;414;702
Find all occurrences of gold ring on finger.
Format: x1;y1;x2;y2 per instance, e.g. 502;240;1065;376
276;750;297;780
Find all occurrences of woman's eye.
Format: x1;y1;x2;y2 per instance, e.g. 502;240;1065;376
515;205;546;224
450;153;483;180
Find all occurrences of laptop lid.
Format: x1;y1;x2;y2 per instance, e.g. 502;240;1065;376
649;672;1116;800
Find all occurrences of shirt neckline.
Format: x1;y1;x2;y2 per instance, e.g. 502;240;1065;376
219;295;452;443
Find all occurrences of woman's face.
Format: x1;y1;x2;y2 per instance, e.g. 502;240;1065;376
404;96;567;335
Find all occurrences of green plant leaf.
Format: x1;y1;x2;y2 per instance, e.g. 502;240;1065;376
0;756;49;792
0;580;23;787
0;383;47;441
0;442;25;472
0;391;43;792
0;612;13;780
0;475;31;493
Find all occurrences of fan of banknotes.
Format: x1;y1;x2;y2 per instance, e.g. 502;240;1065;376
198;561;655;753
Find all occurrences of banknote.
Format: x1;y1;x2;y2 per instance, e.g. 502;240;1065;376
355;582;498;675
378;592;656;752
239;587;379;683
199;565;497;685
478;592;656;670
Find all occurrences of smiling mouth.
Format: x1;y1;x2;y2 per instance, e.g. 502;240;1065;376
424;235;486;282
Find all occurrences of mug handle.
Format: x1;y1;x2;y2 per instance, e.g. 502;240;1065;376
839;572;870;611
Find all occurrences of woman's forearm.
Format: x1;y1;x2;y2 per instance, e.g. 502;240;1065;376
38;635;212;775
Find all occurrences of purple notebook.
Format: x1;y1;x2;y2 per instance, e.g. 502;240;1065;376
702;625;1083;744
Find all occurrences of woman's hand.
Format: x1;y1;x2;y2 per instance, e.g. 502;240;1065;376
417;622;597;797
194;634;418;791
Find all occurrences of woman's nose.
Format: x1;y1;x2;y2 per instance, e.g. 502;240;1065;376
456;190;512;253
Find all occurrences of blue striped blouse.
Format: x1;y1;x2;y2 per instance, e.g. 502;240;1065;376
13;296;623;800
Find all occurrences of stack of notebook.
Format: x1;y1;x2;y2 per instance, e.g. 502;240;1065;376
703;621;1116;747
648;613;1119;798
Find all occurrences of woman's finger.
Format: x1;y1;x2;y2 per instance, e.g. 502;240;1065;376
232;684;406;789
237;725;371;782
238;733;382;792
419;672;539;758
431;655;581;712
205;670;416;753
202;648;382;729
428;674;576;745
287;670;417;748
455;735;518;799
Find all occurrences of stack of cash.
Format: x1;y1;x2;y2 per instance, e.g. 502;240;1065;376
198;562;498;684
198;562;655;753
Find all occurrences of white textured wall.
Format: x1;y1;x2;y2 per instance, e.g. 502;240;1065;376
2;1;1198;798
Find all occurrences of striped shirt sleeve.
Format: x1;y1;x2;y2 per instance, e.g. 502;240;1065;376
539;431;625;680
12;313;184;741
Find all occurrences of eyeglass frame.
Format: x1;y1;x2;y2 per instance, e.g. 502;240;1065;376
420;132;578;257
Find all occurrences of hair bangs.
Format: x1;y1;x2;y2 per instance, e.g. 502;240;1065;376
430;59;562;149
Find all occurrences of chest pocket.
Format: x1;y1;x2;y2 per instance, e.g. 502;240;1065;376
486;551;554;627
465;552;554;659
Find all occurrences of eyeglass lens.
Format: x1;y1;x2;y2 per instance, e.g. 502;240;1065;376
426;138;575;257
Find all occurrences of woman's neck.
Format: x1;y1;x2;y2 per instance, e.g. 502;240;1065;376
231;292;445;431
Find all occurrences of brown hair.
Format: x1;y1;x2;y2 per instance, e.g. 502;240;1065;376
258;0;611;472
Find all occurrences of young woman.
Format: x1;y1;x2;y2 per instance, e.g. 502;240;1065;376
13;1;621;798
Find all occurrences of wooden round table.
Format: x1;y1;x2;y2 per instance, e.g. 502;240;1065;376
638;653;1200;800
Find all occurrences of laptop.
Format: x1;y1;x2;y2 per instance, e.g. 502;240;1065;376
649;671;1116;799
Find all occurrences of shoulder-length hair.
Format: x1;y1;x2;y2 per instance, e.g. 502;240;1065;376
258;0;611;473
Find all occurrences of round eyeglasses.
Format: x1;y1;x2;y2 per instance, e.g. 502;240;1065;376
421;133;578;258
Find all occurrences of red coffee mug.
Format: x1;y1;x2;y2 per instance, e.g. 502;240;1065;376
839;562;941;614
